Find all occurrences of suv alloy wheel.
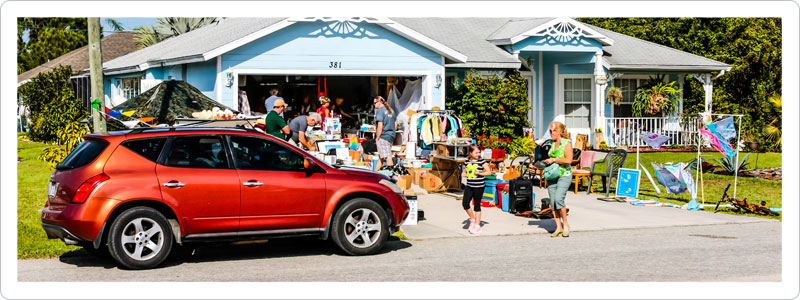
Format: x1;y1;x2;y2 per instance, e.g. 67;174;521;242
107;207;173;269
330;198;389;255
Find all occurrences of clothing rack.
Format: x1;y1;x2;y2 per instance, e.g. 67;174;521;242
416;109;455;114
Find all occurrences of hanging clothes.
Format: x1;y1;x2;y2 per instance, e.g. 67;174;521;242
651;162;695;200
317;76;328;98
639;132;671;149
238;90;251;116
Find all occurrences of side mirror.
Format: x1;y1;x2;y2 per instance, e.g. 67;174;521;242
304;157;316;170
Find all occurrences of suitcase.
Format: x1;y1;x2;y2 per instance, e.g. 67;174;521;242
508;178;534;213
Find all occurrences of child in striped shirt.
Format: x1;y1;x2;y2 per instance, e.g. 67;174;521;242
461;145;492;234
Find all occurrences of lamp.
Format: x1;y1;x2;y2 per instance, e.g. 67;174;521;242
434;74;442;88
749;141;760;169
595;75;608;85
225;72;233;87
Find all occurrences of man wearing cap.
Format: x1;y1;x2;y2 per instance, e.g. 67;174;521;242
265;99;290;140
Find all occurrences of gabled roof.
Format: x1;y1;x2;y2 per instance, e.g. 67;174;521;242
18;31;138;83
486;17;614;46
393;18;522;69
101;18;732;75
102;17;468;75
587;24;731;72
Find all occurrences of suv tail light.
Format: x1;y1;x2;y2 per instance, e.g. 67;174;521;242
71;173;110;204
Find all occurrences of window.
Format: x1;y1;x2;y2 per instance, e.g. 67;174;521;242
119;77;141;100
164;136;229;169
122;138;167;162
58;139;109;170
230;136;305;172
563;78;592;128
613;78;639;117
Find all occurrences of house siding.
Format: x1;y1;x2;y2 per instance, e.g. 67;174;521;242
218;20;445;109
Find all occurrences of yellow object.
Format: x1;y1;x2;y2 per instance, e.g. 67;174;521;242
465;163;479;179
122;110;136;117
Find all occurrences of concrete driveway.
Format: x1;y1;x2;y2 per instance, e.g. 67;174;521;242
401;186;776;239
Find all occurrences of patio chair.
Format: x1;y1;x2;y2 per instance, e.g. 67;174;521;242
587;149;628;197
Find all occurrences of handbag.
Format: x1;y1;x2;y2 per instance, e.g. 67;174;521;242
543;163;561;181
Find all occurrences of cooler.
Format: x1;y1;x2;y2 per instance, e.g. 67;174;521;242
496;183;510;212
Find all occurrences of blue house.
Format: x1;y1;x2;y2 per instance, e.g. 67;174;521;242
98;17;731;146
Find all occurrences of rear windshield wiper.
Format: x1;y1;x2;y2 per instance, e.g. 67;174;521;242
55;165;74;171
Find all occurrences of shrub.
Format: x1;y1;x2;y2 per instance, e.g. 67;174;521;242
714;153;751;174
18;65;90;168
447;70;531;150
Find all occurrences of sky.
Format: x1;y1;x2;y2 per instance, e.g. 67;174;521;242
99;17;158;32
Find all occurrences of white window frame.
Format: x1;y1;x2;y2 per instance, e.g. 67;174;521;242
611;75;668;117
557;74;594;133
519;70;536;127
117;76;142;100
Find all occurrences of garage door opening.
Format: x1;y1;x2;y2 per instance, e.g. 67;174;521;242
237;74;425;134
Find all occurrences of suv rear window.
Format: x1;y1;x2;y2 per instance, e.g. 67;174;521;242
57;139;109;170
122;138;166;162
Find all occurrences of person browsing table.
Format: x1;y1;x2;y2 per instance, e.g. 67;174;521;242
288;112;321;151
373;96;396;170
264;99;290;140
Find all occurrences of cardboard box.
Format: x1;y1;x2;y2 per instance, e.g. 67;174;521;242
409;168;432;186
421;173;443;192
395;174;412;190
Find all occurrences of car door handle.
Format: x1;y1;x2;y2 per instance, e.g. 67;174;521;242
163;181;185;188
243;181;263;187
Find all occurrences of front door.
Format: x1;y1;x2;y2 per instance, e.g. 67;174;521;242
228;135;326;231
156;135;240;234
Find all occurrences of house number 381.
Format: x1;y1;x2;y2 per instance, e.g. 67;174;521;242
329;62;342;69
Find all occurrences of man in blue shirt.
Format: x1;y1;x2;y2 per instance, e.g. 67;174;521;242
373;96;396;170
264;88;284;117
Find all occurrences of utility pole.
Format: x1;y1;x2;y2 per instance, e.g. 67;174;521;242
88;17;106;133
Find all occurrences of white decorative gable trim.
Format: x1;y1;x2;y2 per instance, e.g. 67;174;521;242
203;17;467;63
497;17;614;46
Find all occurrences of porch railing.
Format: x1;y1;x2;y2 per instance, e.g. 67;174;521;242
605;116;700;148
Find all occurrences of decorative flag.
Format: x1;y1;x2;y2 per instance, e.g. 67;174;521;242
640;163;661;196
122;110;136;117
137;117;156;123
107;110;122;118
639;132;671;150
713;117;737;140
700;126;735;158
651;162;696;200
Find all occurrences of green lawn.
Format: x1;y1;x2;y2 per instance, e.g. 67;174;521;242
17;139;83;259
584;151;782;219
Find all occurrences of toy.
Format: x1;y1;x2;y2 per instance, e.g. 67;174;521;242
714;184;778;216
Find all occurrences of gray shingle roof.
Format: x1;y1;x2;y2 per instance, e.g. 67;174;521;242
103;17;730;74
485;18;554;42
587;24;731;71
392;18;522;68
103;18;287;72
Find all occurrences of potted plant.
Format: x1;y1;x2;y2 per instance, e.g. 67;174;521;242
606;86;623;105
632;75;681;117
593;127;604;150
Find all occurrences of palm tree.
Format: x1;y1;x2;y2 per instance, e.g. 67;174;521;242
765;94;781;145
134;17;217;48
105;19;125;32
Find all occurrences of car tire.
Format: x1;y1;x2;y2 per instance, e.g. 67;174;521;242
107;206;173;269
330;198;389;255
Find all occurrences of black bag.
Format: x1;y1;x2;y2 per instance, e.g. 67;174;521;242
362;139;378;154
534;139;553;162
509;178;533;213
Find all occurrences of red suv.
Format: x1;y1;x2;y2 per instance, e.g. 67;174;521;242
41;127;409;269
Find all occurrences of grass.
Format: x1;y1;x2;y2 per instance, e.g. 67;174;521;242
17;139;82;259
583;151;782;219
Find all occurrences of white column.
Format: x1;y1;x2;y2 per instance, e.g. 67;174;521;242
593;50;606;144
690;73;713;114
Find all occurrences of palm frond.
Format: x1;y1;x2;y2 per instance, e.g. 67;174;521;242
105;18;125;32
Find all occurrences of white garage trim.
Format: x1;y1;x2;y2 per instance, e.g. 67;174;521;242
228;69;434;111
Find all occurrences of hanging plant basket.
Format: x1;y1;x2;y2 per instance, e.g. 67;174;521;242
631;76;682;117
606;86;623;105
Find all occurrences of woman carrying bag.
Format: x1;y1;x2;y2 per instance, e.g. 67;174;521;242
543;121;573;238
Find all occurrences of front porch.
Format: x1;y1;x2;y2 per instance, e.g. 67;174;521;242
604;115;701;148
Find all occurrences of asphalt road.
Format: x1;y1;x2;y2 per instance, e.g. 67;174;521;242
18;222;780;282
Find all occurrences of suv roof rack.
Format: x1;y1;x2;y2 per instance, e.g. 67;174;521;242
127;118;264;135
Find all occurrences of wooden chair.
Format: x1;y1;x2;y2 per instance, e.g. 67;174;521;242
587;149;628;197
